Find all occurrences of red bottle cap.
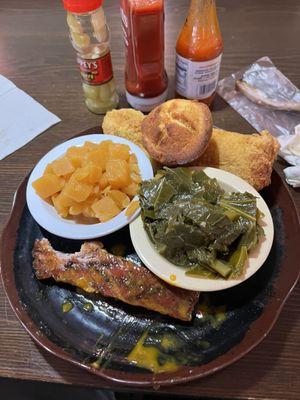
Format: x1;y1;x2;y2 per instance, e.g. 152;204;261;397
62;0;103;13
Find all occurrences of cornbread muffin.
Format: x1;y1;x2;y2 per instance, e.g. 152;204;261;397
141;99;212;166
102;108;145;145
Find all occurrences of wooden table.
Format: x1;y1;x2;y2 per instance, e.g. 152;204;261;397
0;0;299;398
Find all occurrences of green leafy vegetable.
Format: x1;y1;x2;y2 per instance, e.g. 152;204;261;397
228;246;248;279
140;167;264;280
219;192;257;222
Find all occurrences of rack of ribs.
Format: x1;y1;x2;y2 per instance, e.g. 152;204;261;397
32;239;199;321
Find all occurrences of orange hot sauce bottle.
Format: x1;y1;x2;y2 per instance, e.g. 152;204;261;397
175;0;223;107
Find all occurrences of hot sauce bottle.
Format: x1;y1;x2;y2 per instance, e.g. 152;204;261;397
175;0;223;107
120;0;168;112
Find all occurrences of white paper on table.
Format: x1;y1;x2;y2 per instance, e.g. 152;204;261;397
0;75;61;160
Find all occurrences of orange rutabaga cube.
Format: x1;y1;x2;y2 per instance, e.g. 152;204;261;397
63;179;93;202
54;190;75;207
82;203;96;218
52;194;69;217
98;140;111;155
69;203;84;216
72;166;89;182
102;185;111;195
129;153;138;164
32;174;64;199
83;141;98;151
108;143;130;161
44;164;54;174
130;172;142;183
125;200;140;217
123;182;139;197
66;146;86;168
73;194;98;218
81;194;99;218
86;140;111;170
108;190;130;209
50;156;75;176
85;164;102;184
129;162;140;174
105;159;130;189
73;163;102;184
86;150;105;171
91;197;120;222
92;185;100;194
99;172;109;189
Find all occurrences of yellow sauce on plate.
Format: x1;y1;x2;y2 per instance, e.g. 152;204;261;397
127;332;180;373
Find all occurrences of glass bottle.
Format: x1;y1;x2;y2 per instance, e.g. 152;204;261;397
63;0;119;114
175;0;223;107
120;0;168;112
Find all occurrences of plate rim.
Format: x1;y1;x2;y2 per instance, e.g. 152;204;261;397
1;127;300;387
129;166;274;292
26;133;153;239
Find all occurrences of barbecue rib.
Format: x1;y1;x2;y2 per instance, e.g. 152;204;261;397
33;239;199;321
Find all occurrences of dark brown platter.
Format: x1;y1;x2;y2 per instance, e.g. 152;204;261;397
1;127;300;387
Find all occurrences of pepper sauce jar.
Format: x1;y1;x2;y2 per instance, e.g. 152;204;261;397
63;0;119;114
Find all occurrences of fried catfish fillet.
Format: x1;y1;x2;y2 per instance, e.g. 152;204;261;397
193;128;279;191
32;239;199;321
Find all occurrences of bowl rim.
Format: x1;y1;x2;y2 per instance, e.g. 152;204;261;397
130;166;274;292
26;134;153;239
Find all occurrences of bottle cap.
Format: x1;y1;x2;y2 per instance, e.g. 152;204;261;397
62;0;103;13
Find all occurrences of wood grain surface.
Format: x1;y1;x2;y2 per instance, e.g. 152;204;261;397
0;0;299;398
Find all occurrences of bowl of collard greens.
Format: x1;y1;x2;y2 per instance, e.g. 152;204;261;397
130;167;274;291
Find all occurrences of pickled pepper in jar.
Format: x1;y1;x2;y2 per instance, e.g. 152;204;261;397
175;0;223;107
63;0;119;114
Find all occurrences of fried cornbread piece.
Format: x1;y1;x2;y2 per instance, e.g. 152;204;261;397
193;128;279;191
141;99;212;166
102;108;145;145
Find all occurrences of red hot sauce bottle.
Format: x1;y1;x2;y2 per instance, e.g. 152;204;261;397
120;0;168;112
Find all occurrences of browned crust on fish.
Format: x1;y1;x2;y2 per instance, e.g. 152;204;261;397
33;239;199;321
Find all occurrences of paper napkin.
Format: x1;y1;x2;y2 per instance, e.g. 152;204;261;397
0;75;61;160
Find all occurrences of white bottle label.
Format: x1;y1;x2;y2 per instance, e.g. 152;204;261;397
175;53;222;99
126;88;168;112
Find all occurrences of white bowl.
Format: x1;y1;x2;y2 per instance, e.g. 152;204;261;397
26;134;153;239
129;167;274;292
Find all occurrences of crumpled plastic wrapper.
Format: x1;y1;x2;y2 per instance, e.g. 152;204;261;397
217;56;300;137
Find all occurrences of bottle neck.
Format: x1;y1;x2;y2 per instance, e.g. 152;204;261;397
189;0;215;13
176;0;222;61
187;0;219;30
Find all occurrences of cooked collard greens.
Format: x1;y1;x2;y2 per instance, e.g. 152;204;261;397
139;167;263;279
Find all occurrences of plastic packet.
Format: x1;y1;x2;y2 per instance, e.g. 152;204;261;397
217;56;300;137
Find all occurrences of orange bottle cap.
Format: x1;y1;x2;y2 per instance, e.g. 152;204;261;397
62;0;103;13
